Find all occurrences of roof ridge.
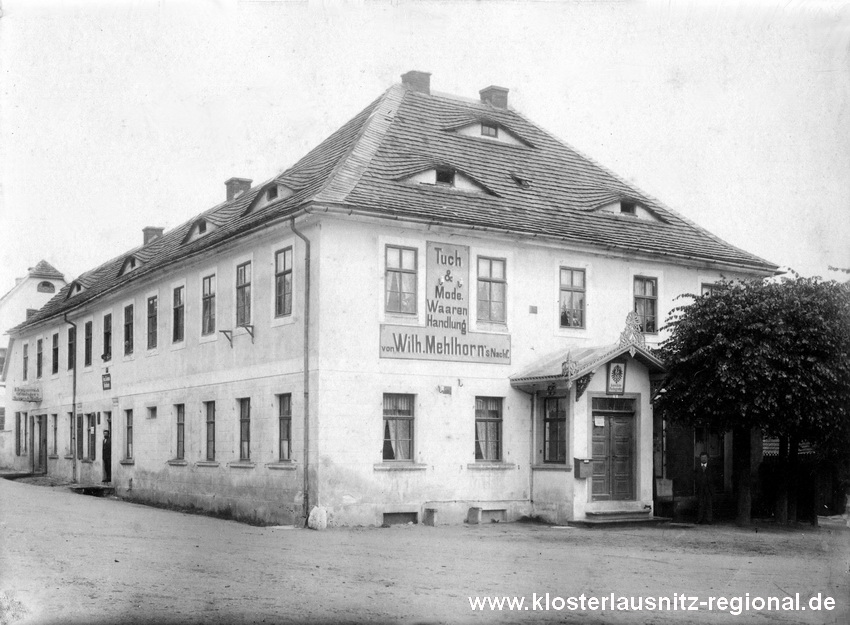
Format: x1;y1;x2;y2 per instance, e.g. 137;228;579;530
312;85;404;205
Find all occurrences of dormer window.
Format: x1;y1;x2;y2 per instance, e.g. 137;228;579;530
198;220;207;235
435;169;455;186
481;122;498;138
267;187;279;202
119;256;140;276
510;174;530;189
37;281;55;293
620;201;636;215
595;199;662;222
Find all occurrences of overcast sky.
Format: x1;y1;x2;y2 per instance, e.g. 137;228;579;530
1;0;848;294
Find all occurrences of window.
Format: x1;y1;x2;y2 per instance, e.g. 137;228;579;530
382;394;413;461
620;201;636;215
125;410;133;459
197;219;207;235
23;413;28;453
36;339;43;378
238;398;250;460
173;286;185;342
267;186;279;202
559;268;586;328
236;262;252;327
204;401;215;461
148;406;157;420
175;404;185;460
481;122;498;138
51;333;59;374
147;296;158;349
123;304;134;355
22;344;28;380
477;257;506;323
543;397;567;463
15;413;21;456
51;414;58;456
103;313;112;361
435;168;455;186
633;276;658;333
0;408;4;431
37;281;55;293
84;321;92;367
385;246;417;314
201;275;215;335
87;414;96;461
274;248;293;318
474;397;502;462
67;327;75;370
278;394;292;461
68;412;74;456
701;283;718;297
76;414;83;459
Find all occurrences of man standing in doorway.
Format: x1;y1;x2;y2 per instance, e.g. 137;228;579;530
695;451;714;524
102;430;112;483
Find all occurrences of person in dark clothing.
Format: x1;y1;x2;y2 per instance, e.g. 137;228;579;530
695;451;714;524
102;430;112;483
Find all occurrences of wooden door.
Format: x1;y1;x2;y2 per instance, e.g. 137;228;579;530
591;414;634;501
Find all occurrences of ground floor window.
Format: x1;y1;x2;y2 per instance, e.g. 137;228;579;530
475;397;502;462
15;412;22;456
204;401;215;461
175;404;185;460
543;396;567;463
239;398;250;460
382;393;413;461
87;414;96;461
77;415;84;459
125;410;133;459
278;394;291;461
68;412;74;456
51;414;58;455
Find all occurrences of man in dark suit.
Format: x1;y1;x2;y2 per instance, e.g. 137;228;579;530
695;451;714;524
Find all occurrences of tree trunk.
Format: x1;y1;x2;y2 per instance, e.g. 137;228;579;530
733;425;752;526
788;435;799;523
775;435;788;524
810;463;819;526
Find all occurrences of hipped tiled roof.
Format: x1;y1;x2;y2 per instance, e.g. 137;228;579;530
14;81;776;334
28;260;65;281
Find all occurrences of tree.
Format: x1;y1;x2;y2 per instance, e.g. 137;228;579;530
655;276;850;525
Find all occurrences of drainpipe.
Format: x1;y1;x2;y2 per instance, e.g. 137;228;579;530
290;216;312;522
64;313;78;484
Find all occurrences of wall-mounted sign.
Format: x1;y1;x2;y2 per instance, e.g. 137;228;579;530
13;386;42;403
606;361;627;395
102;373;112;391
380;241;511;364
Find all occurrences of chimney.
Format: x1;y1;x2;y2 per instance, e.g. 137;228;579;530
401;70;431;95
143;227;164;246
479;85;509;109
225;177;253;201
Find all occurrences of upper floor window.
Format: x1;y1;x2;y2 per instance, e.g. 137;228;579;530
634;276;658;334
202;275;216;335
22;344;28;380
84;321;92;367
275;248;293;318
382;393;413;462
559;268;586;328
701;283;718;297
385;246;417;315
102;313;112;362
37;281;55;293
236;262;252;327
123;304;134;355
147;296;158;349
51;333;59;374
173;286;185;343
477;257;506;323
475;397;502;462
481;122;498;138
435;168;455;186
67;327;76;370
36;339;43;378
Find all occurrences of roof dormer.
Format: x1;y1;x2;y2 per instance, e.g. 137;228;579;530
244;182;294;216
400;166;496;196
183;217;217;244
450;120;531;147
596;199;664;223
66;281;86;299
118;255;142;277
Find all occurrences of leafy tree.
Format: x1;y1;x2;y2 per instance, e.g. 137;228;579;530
656;276;850;525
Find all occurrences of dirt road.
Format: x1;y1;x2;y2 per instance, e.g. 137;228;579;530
1;476;848;624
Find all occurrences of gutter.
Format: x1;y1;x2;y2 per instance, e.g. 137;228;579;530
64;313;78;484
290;215;312;522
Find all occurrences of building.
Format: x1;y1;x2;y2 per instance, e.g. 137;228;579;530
2;72;777;525
0;261;66;465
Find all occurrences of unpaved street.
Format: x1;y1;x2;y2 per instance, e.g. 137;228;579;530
1;476;848;625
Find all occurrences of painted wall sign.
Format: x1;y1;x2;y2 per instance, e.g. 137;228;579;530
606;361;627;395
380;241;511;364
12;386;42;402
102;373;112;391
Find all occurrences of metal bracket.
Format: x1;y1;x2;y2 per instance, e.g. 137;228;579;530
219;330;233;348
242;325;255;343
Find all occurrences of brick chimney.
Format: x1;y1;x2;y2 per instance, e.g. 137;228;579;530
143;227;164;245
225;177;253;201
401;70;431;95
480;85;509;109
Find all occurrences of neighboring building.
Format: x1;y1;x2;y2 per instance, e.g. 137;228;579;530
2;72;776;525
0;261;66;467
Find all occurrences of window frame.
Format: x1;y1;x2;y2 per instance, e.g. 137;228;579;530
201;274;216;336
102;313;112;362
76;414;84;459
474;396;503;462
87;413;96;461
36;338;43;378
238;398;251;461
123;304;134;356
204;401;215;461
147;295;158;350
84;321;93;367
382;393;414;462
22;343;28;381
236;262;252;327
384;245;418;315
172;285;185;343
175;404;185;460
274;247;293;318
476;256;507;324
125;409;133;459
559;267;586;329
481;122;499;138
542;396;568;464
51;333;59;375
278;394;292;461
51;414;58;456
67;326;76;370
633;276;659;334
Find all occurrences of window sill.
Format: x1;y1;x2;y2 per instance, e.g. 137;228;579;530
81;459;93;464
48;454;59;460
373;463;428;472
64;455;74;460
228;461;255;469
195;461;219;468
266;462;297;471
467;462;516;471
119;459;135;465
531;464;572;472
167;459;188;467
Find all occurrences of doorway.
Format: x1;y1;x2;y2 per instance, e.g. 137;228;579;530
31;414;48;474
591;397;636;501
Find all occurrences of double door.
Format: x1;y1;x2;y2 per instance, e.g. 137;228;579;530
591;412;635;501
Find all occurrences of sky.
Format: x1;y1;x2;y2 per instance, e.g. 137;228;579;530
1;0;849;294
